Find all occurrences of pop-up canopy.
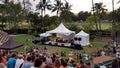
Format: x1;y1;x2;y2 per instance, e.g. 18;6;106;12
74;30;90;46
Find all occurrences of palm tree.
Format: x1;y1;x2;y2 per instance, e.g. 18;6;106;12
36;0;51;17
94;2;107;30
91;0;99;35
62;0;72;11
52;0;64;17
22;0;32;10
36;0;51;32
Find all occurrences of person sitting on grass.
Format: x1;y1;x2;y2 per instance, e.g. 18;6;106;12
82;52;88;61
69;50;74;56
104;42;108;48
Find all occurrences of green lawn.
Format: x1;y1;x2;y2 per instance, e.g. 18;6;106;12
12;34;36;52
12;34;104;55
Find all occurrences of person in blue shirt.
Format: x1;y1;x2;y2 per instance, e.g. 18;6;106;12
7;54;16;68
21;56;33;68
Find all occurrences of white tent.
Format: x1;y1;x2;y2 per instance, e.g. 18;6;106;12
47;23;75;35
39;33;51;37
74;30;90;46
47;23;75;42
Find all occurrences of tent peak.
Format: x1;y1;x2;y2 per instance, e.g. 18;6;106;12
47;23;75;35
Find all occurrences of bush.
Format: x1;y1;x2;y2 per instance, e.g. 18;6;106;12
90;35;96;40
27;30;32;35
68;23;79;32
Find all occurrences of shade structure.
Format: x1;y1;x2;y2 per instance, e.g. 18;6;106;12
74;30;90;46
0;40;23;50
39;32;51;37
47;23;75;35
47;23;75;42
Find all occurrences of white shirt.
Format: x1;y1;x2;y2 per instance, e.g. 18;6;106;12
83;53;88;60
46;57;52;64
100;65;106;68
113;42;117;47
15;58;24;68
30;66;38;68
116;52;120;58
101;51;105;56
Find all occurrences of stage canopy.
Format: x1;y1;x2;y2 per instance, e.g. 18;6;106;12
47;23;75;36
47;23;75;42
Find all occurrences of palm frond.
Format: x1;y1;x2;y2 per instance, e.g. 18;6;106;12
51;8;57;12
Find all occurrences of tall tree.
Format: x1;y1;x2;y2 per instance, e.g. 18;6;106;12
22;0;32;10
36;0;51;32
7;2;24;30
52;0;64;17
60;10;74;22
94;3;107;19
62;0;72;11
0;0;10;30
59;0;73;22
94;2;107;30
36;0;51;17
78;11;91;22
22;0;32;22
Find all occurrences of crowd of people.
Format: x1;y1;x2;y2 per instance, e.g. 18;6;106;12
0;42;120;68
0;47;91;68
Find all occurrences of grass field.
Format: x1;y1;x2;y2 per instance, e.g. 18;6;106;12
12;34;104;58
4;22;112;30
73;22;112;30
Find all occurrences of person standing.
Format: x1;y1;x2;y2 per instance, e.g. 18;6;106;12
14;54;24;68
21;56;33;68
0;55;6;68
1;52;7;66
7;54;16;68
30;58;42;68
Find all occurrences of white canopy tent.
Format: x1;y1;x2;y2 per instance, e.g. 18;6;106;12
47;23;75;42
74;30;90;46
47;23;75;35
39;33;51;37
